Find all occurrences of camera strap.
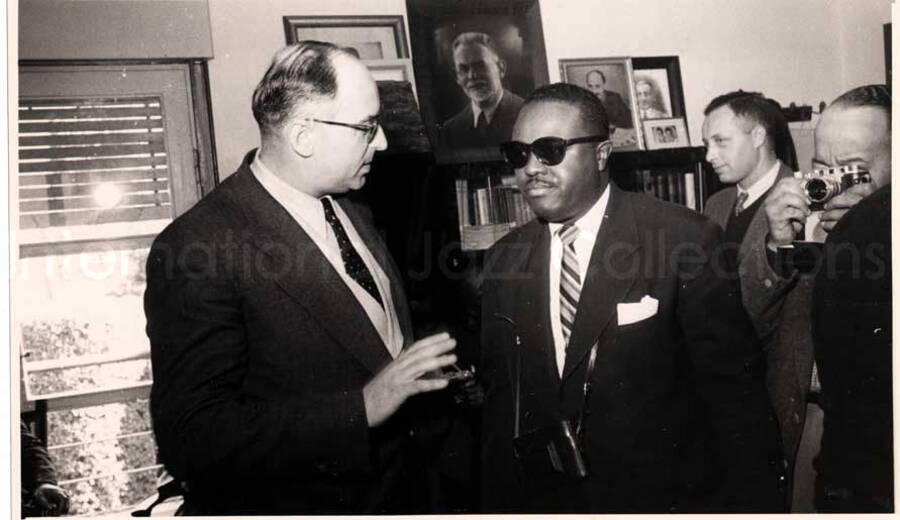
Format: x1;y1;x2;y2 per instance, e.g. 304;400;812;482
514;337;600;441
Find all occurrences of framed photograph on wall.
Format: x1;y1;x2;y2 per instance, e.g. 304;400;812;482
642;117;689;150
559;57;642;151
632;56;687;123
283;15;410;60
406;0;550;164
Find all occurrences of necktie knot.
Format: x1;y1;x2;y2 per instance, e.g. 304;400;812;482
559;224;579;247
734;191;749;216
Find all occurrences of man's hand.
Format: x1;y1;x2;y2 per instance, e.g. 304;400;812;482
363;333;457;427
33;483;70;516
820;182;876;232
764;178;810;248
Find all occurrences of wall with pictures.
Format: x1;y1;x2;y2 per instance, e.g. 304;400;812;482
205;0;889;174
540;0;890;147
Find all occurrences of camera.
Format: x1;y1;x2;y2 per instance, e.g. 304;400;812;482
796;165;871;210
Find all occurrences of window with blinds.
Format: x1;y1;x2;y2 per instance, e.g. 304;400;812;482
17;96;174;241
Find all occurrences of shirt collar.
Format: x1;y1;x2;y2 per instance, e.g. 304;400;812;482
548;184;611;243
471;89;504;127
250;152;330;237
739;160;782;207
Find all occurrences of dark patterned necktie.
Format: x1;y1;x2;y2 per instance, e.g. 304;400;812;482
321;198;384;308
734;191;749;216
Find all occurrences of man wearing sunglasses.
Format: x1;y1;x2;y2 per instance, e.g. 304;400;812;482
145;42;457;514
481;83;784;513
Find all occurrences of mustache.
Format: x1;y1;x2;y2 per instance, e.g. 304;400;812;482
522;177;557;189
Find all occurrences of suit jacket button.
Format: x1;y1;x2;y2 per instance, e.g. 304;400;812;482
794;413;801;424
409;429;415;437
764;279;773;288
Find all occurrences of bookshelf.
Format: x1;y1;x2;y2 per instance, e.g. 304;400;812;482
453;146;720;251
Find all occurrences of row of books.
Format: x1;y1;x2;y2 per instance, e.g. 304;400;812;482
454;178;536;227
637;170;697;210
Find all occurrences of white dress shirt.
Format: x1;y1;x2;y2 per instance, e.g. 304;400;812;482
251;155;404;357
547;186;611;376
738;160;782;208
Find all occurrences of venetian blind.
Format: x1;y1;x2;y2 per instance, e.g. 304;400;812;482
18;96;174;231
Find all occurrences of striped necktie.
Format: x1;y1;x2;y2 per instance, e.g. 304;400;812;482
321;197;384;308
559;224;582;345
734;191;749;216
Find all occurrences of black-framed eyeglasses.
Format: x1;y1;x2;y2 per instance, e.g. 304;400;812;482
500;135;608;168
311;118;380;143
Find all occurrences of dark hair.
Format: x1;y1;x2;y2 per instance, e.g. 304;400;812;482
251;41;353;136
523;83;610;139
586;69;606;84
830;84;891;130
704;90;798;170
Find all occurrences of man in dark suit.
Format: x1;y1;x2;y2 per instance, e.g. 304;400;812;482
481;83;784;513
144;42;458;515
438;32;524;150
585;69;633;130
761;85;891;512
700;91;811;505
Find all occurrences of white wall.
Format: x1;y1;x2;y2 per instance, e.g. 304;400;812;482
206;0;891;174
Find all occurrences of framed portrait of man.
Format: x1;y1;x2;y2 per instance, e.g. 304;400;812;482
406;0;549;164
559;57;643;151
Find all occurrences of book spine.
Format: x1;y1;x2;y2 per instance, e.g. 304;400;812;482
684;172;697;210
667;173;678;203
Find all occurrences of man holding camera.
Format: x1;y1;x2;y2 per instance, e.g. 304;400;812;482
480;83;783;513
743;84;891;512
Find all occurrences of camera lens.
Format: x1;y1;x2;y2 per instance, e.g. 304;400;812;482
804;178;831;203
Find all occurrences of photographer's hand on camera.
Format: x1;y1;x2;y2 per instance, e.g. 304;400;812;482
764;178;811;248
819;182;876;232
363;332;457;427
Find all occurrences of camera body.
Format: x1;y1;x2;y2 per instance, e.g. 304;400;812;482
795;165;871;210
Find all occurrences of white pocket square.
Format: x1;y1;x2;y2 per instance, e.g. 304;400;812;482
617;295;659;326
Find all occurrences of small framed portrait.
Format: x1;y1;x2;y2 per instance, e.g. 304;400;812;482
632;56;687;124
559;57;643;151
282;15;410;60
642;118;689;149
407;0;550;164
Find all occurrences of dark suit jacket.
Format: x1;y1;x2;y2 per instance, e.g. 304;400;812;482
600;89;634;129
145;152;435;515
812;185;892;512
480;185;784;513
21;422;58;516
438;89;524;150
726;164;818;495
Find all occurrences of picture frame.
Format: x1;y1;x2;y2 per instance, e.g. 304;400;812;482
558;57;643;151
367;59;417;102
632;56;687;124
642;117;689;150
406;0;550;164
282;15;410;60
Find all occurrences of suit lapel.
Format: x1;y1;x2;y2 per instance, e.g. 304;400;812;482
738;163;793;264
336;197;414;345
712;187;738;229
562;186;641;381
230;167;393;375
512;224;558;382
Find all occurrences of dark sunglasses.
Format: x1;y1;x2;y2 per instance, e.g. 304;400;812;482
500;135;607;168
311;118;380;143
